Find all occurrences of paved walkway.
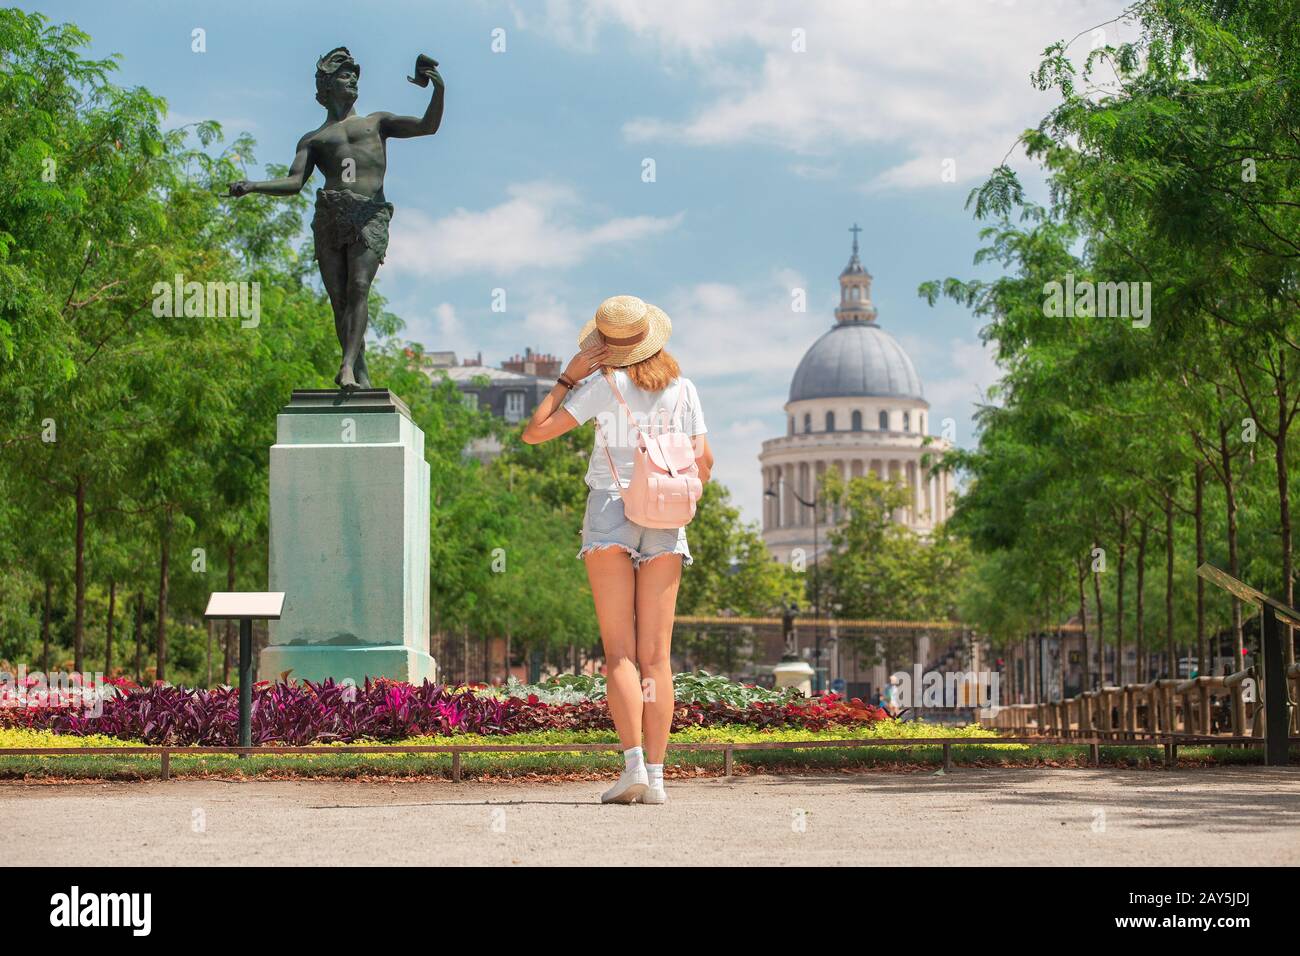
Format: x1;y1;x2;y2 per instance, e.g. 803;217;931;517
3;767;1297;865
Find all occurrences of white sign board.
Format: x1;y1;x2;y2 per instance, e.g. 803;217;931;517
204;592;286;620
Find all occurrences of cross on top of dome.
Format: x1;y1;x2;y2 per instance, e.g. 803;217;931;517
841;222;869;278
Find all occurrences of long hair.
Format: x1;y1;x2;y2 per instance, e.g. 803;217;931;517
625;348;680;392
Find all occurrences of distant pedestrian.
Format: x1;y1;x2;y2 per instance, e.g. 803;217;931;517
885;677;902;717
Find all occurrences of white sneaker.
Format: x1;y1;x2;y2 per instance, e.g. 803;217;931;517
600;766;648;804
640;784;667;805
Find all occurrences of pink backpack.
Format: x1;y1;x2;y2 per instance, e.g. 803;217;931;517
598;371;702;529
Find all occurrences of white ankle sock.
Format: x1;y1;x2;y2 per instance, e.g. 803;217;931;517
623;746;644;772
646;763;664;788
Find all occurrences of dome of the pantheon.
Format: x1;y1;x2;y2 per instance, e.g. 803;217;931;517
788;321;924;402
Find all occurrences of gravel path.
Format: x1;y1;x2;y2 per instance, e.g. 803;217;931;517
3;767;1298;865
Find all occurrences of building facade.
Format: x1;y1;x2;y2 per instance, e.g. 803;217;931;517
759;228;952;563
418;349;558;460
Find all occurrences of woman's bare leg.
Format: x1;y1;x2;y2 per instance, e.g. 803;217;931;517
584;548;641;751
635;554;682;763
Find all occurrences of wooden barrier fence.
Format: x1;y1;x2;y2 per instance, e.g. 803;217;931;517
982;664;1300;741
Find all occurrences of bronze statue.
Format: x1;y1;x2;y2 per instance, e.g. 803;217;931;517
229;47;444;390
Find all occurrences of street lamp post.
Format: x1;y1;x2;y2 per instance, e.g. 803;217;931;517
766;477;822;693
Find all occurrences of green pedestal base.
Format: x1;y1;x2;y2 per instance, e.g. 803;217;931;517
261;389;435;685
259;644;438;686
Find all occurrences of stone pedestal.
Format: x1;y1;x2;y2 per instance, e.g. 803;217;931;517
259;389;436;685
773;659;815;697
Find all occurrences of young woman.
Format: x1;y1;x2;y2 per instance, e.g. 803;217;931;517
523;295;713;805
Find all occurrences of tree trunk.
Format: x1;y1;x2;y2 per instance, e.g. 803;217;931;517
1194;462;1206;675
1010;640;1019;704
1092;546;1105;685
1164;493;1175;678
1035;634;1043;702
41;578;53;673
223;543;236;685
1115;516;1127;686
1219;422;1243;670
1274;348;1294;663
134;591;143;683
1058;626;1066;702
73;473;86;673
1019;634;1029;702
222;626;231;685
1077;562;1090;691
105;579;116;677
1013;635;1020;703
156;508;172;682
1136;520;1148;683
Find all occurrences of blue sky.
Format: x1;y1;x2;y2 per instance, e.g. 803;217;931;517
31;0;1135;521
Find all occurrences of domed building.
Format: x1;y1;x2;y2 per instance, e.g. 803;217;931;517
760;227;952;563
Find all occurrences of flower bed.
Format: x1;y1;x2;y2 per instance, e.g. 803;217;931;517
0;721;1042;782
0;673;888;746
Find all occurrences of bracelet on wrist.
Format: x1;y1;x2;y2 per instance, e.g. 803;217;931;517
557;375;575;390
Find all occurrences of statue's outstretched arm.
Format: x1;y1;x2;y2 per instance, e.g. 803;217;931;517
229;134;315;198
379;64;445;139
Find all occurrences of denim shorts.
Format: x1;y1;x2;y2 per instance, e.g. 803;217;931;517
577;489;693;568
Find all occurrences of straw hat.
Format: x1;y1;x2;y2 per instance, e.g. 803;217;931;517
578;295;672;367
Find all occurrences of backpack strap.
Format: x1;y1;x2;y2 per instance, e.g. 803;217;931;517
602;441;622;490
598;370;639;491
668;378;687;434
646;377;688;437
602;369;641;440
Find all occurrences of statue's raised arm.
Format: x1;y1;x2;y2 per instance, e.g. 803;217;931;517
377;54;445;139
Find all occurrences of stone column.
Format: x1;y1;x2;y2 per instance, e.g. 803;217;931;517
772;466;782;527
912;460;923;525
814;460;825;523
898;460;907;523
784;462;796;530
799;462;810;526
759;465;769;530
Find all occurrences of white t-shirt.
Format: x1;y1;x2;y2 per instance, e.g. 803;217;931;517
563;370;707;491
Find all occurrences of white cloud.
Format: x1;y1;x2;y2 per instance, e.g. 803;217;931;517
522;293;578;339
789;161;841;180
433;302;460;338
520;0;1136;188
385;180;684;279
654;275;830;522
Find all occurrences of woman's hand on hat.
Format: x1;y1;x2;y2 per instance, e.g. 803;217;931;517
565;345;610;382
